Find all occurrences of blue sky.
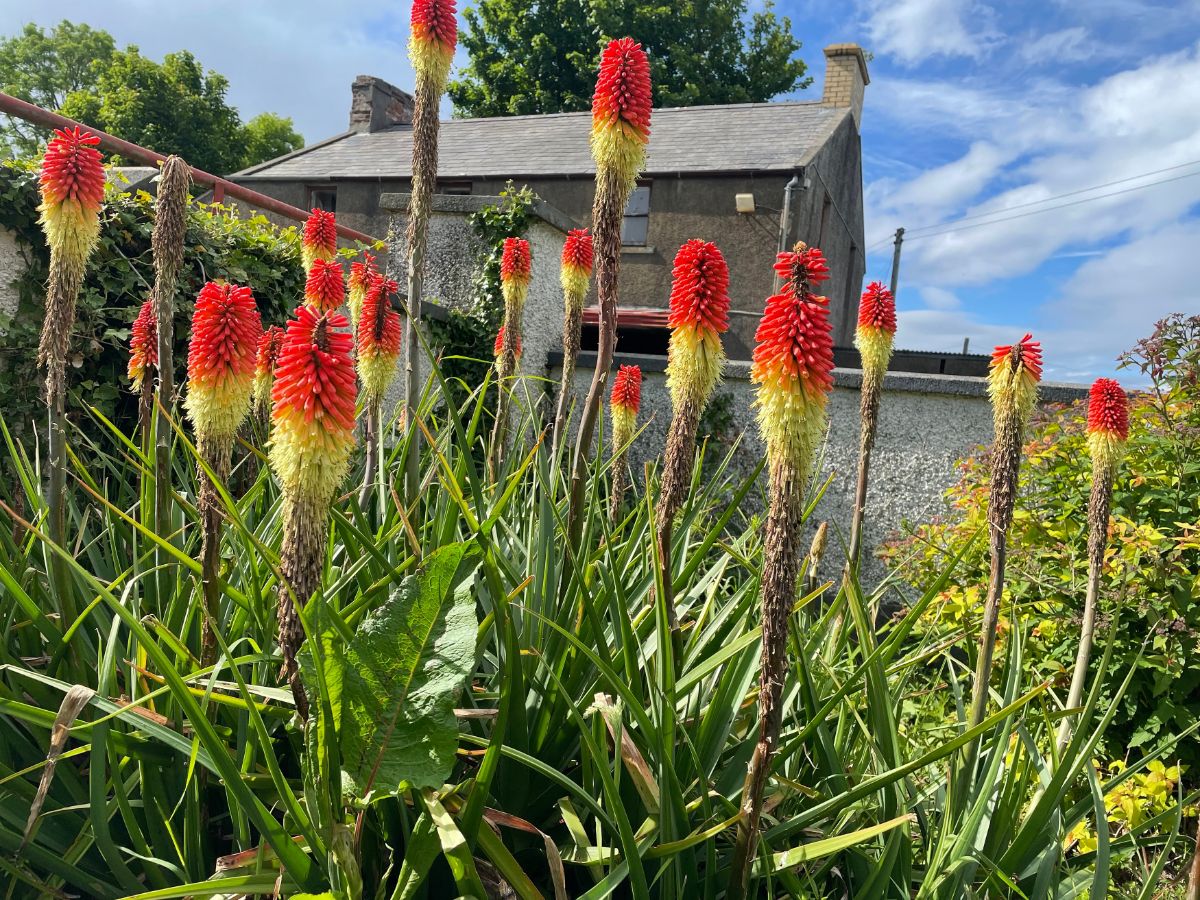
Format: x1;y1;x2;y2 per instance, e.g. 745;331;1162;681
2;0;1198;382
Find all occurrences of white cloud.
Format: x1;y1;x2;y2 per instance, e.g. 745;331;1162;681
862;0;1001;65
1016;27;1093;65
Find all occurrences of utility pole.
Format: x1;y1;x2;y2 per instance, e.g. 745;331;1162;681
889;227;904;298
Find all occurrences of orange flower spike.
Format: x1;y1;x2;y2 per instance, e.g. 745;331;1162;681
270;306;357;504
347;252;378;326
560;228;594;302
254;325;286;412
305;258;346;313
39;127;106;266
409;0;458;85
609;363;642;443
356;276;402;402
988;333;1042;428
591;37;652;186
501;237;532;301
751;243;835;475
666;239;730;409
128;299;157;391
184;282;263;442
493;325;523;360
301;208;337;272
855;281;896;380
1086;377;1130;472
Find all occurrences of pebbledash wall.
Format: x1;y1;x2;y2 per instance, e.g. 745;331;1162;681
384;195;1088;578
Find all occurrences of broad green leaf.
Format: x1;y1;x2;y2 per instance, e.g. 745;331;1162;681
340;542;481;796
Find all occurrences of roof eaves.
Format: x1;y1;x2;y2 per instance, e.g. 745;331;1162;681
229;130;357;178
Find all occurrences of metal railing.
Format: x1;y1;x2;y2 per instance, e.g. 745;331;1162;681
0;91;381;246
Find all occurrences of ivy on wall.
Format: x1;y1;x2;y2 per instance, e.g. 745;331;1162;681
0;161;306;439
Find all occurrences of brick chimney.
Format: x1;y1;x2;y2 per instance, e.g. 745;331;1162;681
349;75;415;133
820;44;870;131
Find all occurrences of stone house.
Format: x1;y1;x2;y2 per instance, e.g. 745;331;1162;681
230;44;876;360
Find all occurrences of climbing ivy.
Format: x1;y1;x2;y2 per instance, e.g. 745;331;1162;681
0;161;308;440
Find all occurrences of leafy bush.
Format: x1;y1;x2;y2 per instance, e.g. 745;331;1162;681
885;314;1200;769
0;160;306;438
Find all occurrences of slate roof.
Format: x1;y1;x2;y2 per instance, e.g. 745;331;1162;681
234;101;845;180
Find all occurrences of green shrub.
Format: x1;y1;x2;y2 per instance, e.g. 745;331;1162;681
884;314;1200;768
0;160;307;439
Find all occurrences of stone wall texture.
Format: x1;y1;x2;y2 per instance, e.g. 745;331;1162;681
0;227;23;336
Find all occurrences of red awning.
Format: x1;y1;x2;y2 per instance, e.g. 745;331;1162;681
581;306;669;328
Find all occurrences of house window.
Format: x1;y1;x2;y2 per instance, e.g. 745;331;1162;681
439;181;473;195
622;184;650;246
307;186;337;212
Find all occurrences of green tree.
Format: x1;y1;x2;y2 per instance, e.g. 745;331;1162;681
241;112;304;169
449;0;810;118
0;21;115;156
0;21;302;172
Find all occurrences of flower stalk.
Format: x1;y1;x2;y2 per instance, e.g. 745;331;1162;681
655;239;730;637
565;37;651;552
1055;377;1128;752
404;0;458;502
356;275;402;512
847;281;896;572
607;364;641;522
967;334;1041;734
728;242;835;899
183;282;261;663
551;228;594;457
269;306;357;719
490;236;531;472
36;127;105;615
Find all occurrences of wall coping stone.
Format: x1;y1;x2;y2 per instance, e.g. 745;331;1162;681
380;192;579;235
556;351;1089;402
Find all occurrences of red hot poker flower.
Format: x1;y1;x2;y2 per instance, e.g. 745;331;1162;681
666;239;731;409
610;364;642;413
185;282;263;441
1087;377;1129;440
501;237;532;285
357;276;403;401
348;252;379;324
857;281;896;334
305;258;346;313
988;333;1042;425
493;325;523;359
40;128;105;212
590;38;652;183
562;228;594;274
410;0;458;80
270;306;358;502
254;325;286;410
128;299;157;391
773;244;830;292
301;209;337;271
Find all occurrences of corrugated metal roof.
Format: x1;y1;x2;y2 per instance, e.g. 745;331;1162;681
235;101;845;180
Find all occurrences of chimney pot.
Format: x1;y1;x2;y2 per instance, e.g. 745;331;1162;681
821;44;870;131
349;75;415;133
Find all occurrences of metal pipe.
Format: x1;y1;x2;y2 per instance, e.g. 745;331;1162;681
773;172;802;292
0;91;380;246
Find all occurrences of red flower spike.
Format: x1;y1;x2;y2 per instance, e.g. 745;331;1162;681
773;245;830;292
256;326;286;376
493;325;522;359
411;0;458;55
561;228;594;274
1087;378;1129;441
752;287;835;403
357;276;402;401
592;38;652;147
128;299;157;390
270;306;358;502
857;281;896;335
990;334;1043;383
610;364;642;413
39;128;105;212
501;237;532;284
305;258;346;313
301;209;337;270
668;240;730;336
185;282;263;440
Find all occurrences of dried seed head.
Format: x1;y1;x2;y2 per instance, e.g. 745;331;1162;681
270;306;357;504
590;37;652;185
184;282;262;442
129;299;158;391
666;239;730;409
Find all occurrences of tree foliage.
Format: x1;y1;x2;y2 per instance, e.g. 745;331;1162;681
449;0;811;118
0;20;303;171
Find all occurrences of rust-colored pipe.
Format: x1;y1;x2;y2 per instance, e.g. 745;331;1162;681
0;91;380;246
